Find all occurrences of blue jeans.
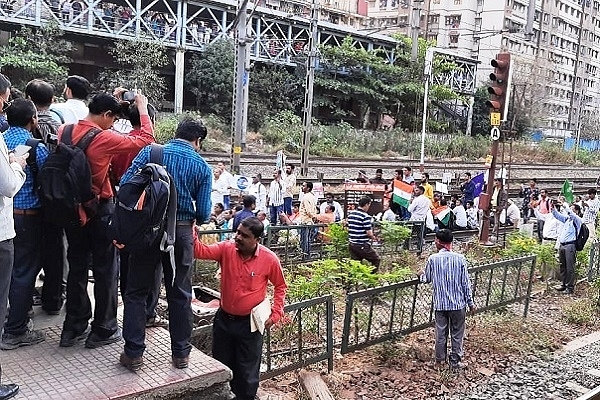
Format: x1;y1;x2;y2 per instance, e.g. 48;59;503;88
300;226;317;258
5;214;42;336
283;197;293;215
269;204;283;225
122;224;193;358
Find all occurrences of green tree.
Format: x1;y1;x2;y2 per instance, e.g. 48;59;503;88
247;63;303;131
313;35;458;131
96;39;168;107
185;39;235;121
0;22;74;89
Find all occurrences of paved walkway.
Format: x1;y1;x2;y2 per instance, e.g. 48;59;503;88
1;298;232;399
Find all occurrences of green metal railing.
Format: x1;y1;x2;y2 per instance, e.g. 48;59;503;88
340;255;537;354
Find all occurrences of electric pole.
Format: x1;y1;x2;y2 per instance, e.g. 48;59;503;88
231;0;251;174
410;0;422;61
300;0;319;176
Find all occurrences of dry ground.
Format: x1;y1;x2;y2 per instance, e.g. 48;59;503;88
260;283;600;400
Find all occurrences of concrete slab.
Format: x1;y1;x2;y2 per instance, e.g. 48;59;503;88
1;325;232;399
561;331;600;354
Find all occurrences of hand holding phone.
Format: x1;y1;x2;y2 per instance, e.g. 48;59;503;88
13;144;31;157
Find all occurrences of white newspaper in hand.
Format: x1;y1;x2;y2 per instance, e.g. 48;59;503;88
250;298;272;334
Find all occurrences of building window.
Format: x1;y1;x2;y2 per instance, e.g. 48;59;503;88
454;0;461;4
449;34;459;43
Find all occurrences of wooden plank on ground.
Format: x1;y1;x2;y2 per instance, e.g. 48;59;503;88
299;370;335;400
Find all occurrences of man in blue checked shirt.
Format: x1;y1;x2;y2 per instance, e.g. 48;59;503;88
418;229;475;370
0;98;49;350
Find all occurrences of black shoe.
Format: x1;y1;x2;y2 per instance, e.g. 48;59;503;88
59;327;90;347
85;328;122;349
119;352;143;372
41;307;61;316
0;383;19;400
555;285;567;292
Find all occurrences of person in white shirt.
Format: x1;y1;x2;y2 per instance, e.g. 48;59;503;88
500;200;521;227
216;162;234;209
536;206;562;246
452;199;468;230
408;186;431;222
378;203;397;222
319;192;344;222
282;164;297;216
211;168;229;208
49;75;91;124
248;174;267;213
582;188;599;241
267;169;286;225
465;201;478;230
0;132;27;400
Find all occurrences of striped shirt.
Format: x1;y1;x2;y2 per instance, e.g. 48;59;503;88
3;126;50;209
347;209;372;244
268;178;286;207
121;139;213;223
582;198;599;224
420;249;474;311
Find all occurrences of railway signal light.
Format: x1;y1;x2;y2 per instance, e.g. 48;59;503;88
485;52;512;122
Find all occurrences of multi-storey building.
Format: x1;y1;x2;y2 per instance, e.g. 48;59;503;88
370;0;600;135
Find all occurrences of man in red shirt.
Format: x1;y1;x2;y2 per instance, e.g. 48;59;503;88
194;217;287;400
58;92;154;349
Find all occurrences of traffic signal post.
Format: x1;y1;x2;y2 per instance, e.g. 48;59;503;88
480;52;512;245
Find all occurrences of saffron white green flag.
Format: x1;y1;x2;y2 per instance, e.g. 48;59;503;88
393;180;413;208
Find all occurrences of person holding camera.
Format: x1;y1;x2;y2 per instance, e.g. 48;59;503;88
551;199;583;295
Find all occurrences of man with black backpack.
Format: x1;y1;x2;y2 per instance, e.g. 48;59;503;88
551;200;584;295
51;92;154;349
118;118;212;371
0;98;49;350
24;78;66;316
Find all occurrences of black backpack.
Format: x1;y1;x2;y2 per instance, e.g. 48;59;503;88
37;124;102;228
108;144;177;252
575;222;590;251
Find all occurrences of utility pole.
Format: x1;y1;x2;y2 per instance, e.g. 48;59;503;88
410;0;422;61
419;47;433;172
231;0;251;175
300;0;319;176
524;0;536;41
567;0;585;134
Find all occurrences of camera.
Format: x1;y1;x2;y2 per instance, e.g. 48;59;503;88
122;90;136;102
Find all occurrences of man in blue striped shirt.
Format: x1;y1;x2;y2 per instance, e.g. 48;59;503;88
418;229;475;370
552;200;583;294
347;196;380;272
119;118;212;371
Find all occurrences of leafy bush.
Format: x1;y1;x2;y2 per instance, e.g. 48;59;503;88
563;298;597;325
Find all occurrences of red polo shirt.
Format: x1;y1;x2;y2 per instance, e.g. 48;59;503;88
58;115;154;199
193;238;287;324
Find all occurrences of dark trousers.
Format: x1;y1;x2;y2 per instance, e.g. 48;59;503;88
348;242;380;271
269;204;283;226
119;249;161;321
434;308;466;364
5;214;42;336
40;221;66;312
0;239;14;335
212;309;263;400
63;203;118;338
283;197;293;216
558;243;576;290
536;219;546;242
122;224;193;358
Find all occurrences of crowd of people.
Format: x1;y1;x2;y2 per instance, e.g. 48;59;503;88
0;73;290;400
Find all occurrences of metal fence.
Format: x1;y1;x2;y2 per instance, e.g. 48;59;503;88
588;240;600;282
340;255;536;354
190;295;334;381
195;221;426;270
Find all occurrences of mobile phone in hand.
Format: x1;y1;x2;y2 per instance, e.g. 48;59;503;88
13;144;31;157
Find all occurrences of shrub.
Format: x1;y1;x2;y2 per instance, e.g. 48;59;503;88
563;298;597;325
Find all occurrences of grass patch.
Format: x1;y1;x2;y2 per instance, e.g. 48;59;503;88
562;298;599;326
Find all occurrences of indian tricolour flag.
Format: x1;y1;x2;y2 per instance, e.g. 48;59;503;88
393;180;413;208
432;205;452;226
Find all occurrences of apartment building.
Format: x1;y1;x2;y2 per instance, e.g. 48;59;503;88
369;0;600;133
